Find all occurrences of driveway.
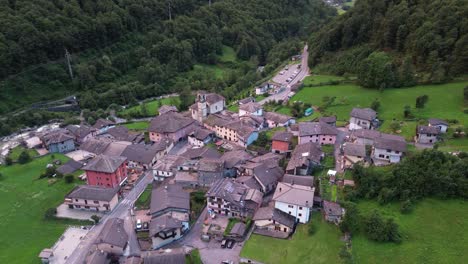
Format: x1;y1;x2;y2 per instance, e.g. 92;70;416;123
56;203;105;221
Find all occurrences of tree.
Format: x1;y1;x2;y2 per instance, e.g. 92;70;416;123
339;202;361;233
389;121;401;133
403;105;411;118
18;151;31;164
370;99;380;111
0;172;4;181
64;175;74;184
358;52;396;89
464;86;468;101
140;102;149;117
91;215;101;224
44;208;57;220
363;210;387;241
4;156;13;166
415;95;429;108
179;86;193;111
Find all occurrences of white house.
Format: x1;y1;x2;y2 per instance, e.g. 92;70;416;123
372;137;406;164
349;108;377;130
239;102;263;117
273;182;315;223
188;128;213;147
64;185;119;212
152;155;188;181
428;118;448;133
416;125;440;144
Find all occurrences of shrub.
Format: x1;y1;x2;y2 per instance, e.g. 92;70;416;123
400;200;413;214
370;99;380;111
18;151;31;164
364;210;401;243
44;208;57;219
91;215;101;224
4;156;13;166
64;175;74;183
389;121;401;133
308;222;317;235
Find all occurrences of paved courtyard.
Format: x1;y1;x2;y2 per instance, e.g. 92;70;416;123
56;203;105;221
49;227;89;264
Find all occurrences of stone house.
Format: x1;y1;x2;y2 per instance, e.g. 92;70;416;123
64;185;119;212
416;125;440;144
298;122;338;145
349;108;377;130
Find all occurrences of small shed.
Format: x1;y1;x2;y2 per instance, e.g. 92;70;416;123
38;249;53;264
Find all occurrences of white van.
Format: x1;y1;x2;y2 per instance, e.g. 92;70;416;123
136;219;142;229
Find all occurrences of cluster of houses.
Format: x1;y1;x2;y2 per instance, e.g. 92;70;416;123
35;88;452;263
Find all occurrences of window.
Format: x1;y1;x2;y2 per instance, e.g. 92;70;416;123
299;207;303;210
94;201;99;204
288;211;291;215
75;199;78;202
85;206;89;209
76;205;81;208
379;154;385;158
396;151;400;154
329;138;332;141
288;205;294;208
298;213;302;217
387;149;391;152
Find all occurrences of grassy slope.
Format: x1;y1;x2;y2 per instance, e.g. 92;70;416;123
134;184;152;210
8;146;38;161
193;45;238;79
122;121;149;132
241;213;343;264
353;199;468;264
119;96;181;117
0;154;83;263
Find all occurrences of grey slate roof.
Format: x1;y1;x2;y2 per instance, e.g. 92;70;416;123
323;200;344;217
239;97;255;105
197;158;224;172
350;108;377;121
121;140;172;164
65;124;96;141
153;155;188;172
374;137;407;152
264;111;293;124
158;105;178;115
79;138;112;155
149;112;195;133
101;141;131;157
253;164;284;189
230;222;246;236
150;184;190;215
299;122;338;137
428;118;448;126
273;182;315;207
343;142;366;157
417;125;440;135
96;218;128;248
82;155;127;173
206;178;263;207
182;146;222;160
352;129;404;142
57;159;83;175
190;127;213;141
66;185;118;201
272;131;293;142
87;250;109;264
221;150;253;168
149;215;183;236
319;116;337;124
239;102;262;113
282;174;315;187
235;176;262;191
142;249;186;264
253;206;296;228
43;131;74;145
286;142;322;171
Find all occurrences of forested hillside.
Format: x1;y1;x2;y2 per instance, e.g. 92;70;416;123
308;0;468;88
0;0;334;117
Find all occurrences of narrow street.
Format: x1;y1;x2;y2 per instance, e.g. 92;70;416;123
65;171;152;263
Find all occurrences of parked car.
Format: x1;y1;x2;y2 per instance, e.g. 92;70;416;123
226;239;235;249
143;222;149;230
136;219;142;229
279;71;285;75
221;239;227;248
221;261;234;264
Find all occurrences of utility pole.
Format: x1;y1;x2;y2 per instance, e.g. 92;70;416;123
168;0;172;21
65;48;73;80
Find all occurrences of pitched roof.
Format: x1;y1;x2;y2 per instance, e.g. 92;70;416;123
122;140;172;164
230;222;246;236
96;218;128;248
197;158;224;172
142;249;186;264
417;125;440;135
182;146;222;160
253;206;296;228
350;108;377;121
190;127;213;141
264;111;293;124
319;116;337;123
153;155;188;172
148;112;195;133
272;131;293;142
323;200;344;217
101;141;131;157
203;113;234;127
286;142;322;171
149;215;183;236
150;184;190;215
253;164;284;188
65;124;96;141
352;129;405;142
86;250;109;264
206;178;262;207
239;102;262;113
273;182;315;207
299;122;338;137
235;176;262;191
42;131;75;145
374;137;407;152
239;97;255;105
82;155;127;173
428;118;448;126
158;105;178;115
79;138;112;155
93;119;115;129
204;92;225;104
66;185;118;201
57;159;83;175
343;142;366;157
221;150;253;168
282;174;314;187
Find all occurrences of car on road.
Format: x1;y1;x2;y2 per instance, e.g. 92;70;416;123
297;64;302;69
279;71;285;75
221;239;227;248
226;239;235;249
285;66;289;70
286;78;292;83
221;261;234;264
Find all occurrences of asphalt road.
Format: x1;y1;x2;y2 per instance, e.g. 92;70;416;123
259;45;310;105
65;171;153;264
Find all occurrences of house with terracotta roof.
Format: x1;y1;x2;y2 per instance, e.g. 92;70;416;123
83;155;128;188
190;91;225;122
298;122;338;145
273;182;315;223
148;112;196;142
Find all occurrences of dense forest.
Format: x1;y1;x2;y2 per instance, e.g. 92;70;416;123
0;0;334;115
308;0;468;88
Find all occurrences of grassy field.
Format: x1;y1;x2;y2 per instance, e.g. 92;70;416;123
219;45;237;63
0;154;84;263
241;213;343;264
8;146;38;161
304;74;345;86
135;184;152;210
122;121;149;132
353;199;468;264
119;96;180;117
